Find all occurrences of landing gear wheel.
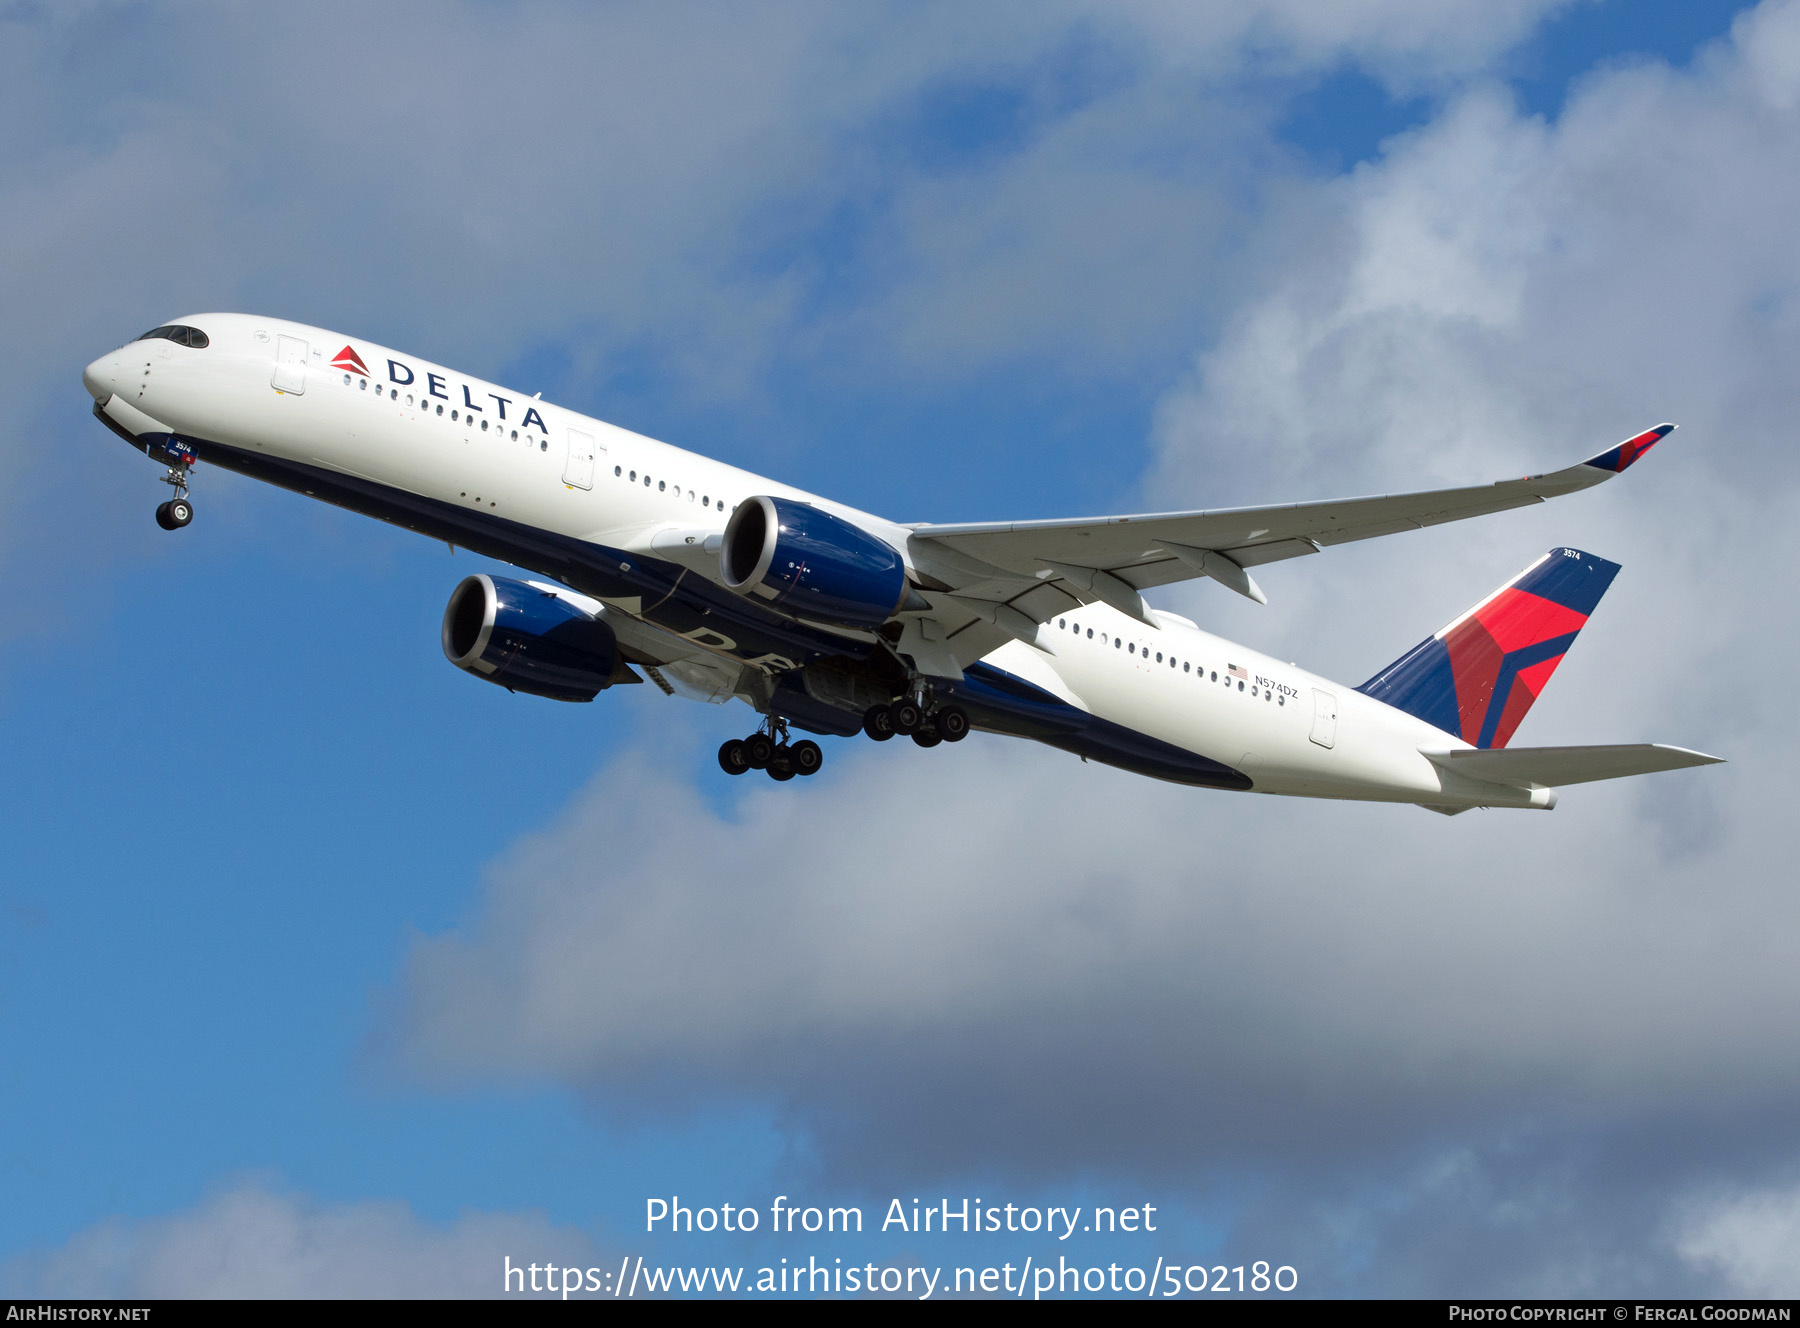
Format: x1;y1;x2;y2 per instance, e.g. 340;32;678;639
166;498;192;528
154;502;175;530
888;699;923;735
744;733;776;769
911;723;942;749
767;746;796;781
862;705;895;742
935;705;970;742
790;740;823;776
718;739;750;775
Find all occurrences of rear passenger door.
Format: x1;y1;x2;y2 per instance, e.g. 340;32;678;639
1310;689;1338;749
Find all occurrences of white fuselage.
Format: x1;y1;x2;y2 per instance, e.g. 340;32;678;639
84;314;1529;810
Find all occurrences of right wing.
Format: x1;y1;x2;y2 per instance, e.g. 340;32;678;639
908;425;1675;600
897;426;1676;673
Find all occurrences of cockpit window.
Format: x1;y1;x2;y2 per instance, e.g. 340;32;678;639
136;325;210;349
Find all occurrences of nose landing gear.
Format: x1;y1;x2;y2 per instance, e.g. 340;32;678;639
152;447;196;531
718;717;824;782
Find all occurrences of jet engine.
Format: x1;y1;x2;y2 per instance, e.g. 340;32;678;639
721;495;909;630
441;574;620;702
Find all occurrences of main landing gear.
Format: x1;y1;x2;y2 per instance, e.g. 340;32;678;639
154;458;194;531
862;697;969;748
718;717;823;782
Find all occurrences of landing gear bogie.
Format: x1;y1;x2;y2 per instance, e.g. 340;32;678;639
722;718;823;782
864;696;970;747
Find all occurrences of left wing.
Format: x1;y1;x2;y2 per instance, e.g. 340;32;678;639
898;426;1675;671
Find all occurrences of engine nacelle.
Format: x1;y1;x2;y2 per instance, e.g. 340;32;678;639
720;495;908;630
441;574;620;702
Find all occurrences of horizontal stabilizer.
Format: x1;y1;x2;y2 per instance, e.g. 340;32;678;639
1424;743;1723;788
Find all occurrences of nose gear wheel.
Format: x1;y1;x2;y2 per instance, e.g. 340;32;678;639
155;498;193;530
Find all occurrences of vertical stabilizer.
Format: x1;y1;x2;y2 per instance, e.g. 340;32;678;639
1356;548;1619;749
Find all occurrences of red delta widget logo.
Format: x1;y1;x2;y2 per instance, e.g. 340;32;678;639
330;345;371;376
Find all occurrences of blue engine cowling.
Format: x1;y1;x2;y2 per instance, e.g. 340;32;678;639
442;574;619;702
720;496;908;630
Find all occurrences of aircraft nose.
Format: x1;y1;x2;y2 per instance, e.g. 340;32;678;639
82;352;116;401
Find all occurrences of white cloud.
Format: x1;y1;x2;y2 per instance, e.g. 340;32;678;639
387;724;1796;1170
1122;0;1579;87
7;1181;603;1299
1676;1181;1800;1297
0;0;1575;575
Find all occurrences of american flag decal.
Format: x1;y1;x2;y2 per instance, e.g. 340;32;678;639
1228;663;1248;679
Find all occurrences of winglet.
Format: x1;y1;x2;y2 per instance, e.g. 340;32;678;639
1583;423;1675;474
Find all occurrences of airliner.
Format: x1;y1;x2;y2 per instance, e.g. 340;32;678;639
81;315;1720;811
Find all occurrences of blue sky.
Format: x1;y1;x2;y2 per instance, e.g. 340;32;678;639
3;0;1796;1299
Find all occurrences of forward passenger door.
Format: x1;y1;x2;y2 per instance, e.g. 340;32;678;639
272;335;307;394
565;428;596;489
